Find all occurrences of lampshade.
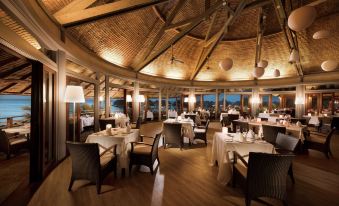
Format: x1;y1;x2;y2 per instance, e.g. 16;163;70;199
137;95;145;103
218;58;233;71
64;85;85;103
257;60;268;68
184;97;188;102
273;69;280;77
99;96;104;102
295;97;305;105
321;60;338;72
251;96;261;104
126;95;132;102
189;96;196;103
288;6;316;32
289;49;299;63
252;67;265;78
313;30;331;39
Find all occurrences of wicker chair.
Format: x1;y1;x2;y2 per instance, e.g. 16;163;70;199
290;118;307;125
303;127;336;159
0;130;28;159
232;152;294;206
228;114;240;122
331;117;339;130
221;116;231;127
131;117;142;129
262;125;286;145
99;119;115;131
185;114;197;124
275;133;300;183
129;132;162;175
232;121;249;133
66;141;117;194
194;120;210;145
163;123;183;149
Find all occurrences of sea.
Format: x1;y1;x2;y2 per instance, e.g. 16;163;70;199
0;95;31;124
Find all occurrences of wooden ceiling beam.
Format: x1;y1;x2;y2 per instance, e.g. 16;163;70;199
0;56;19;67
0;83;16;93
20;85;31;94
135;1;224;72
254;7;266;66
190;0;247;80
55;0;169;27
54;0;96;17
204;12;218;42
0;62;30;79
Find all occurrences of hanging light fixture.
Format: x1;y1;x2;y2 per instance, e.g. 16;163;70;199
289;49;299;63
218;58;233;71
321;60;338;72
313;30;331;39
126;95;132;102
184;97;188;102
273;69;280;77
288;6;316;32
257;60;268;68
253;67;265;78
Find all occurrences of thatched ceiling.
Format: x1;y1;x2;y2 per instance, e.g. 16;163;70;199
36;0;339;81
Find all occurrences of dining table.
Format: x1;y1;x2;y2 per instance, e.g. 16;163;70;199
3;125;31;138
86;128;139;175
163;118;195;141
210;132;275;185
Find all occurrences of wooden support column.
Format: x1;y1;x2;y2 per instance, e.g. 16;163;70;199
215;89;219;119
295;85;305;118
223;89;226;111
158;90;162;120
132;82;140;122
188;88;195;112
123;89;127;115
200;94;203;109
56;50;66;160
105;75;110;118
94;73;100;131
251;88;260;117
165;89;169;118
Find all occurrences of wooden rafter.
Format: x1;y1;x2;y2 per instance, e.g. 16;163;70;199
20;85;31;94
190;0;248;80
0;83;16;93
54;0;169;27
254;7;266;66
139;0;186;63
272;0;303;77
204;13;218;42
0;71;31;93
0;56;19;67
135;0;224;72
0;62;30;79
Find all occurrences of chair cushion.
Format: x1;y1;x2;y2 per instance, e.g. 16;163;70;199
100;152;115;167
134;144;152;155
234;161;247;178
9;137;27;145
194;128;206;133
307;134;326;143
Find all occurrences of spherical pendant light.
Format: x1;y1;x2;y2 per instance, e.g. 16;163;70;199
289;49;299;63
288;6;316;32
273;69;280;77
253;67;265;78
218;58;233;71
257;60;268;68
321;60;338;72
313;30;331;39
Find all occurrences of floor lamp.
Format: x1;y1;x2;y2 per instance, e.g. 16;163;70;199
64;85;85;142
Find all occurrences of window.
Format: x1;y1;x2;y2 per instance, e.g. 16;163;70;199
226;94;241;110
148;97;158;113
306;94;318;113
203;94;216;110
168;97;177;110
81;97;94;115
285;95;295;109
242;95;250;113
322;93;333;113
261;95;269;111
110;97;124;113
196;94;201;108
272;95;281;110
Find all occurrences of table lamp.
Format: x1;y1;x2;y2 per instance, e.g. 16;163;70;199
64;85;85;142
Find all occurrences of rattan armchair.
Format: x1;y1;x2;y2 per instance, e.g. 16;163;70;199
232;121;249;133
194;120;210;145
66;141;117;194
0;130;28;159
232;152;294;206
129;132;162;175
131;117;142;129
262;124;286;145
163;123;183;149
99;119;115;131
303;127;336;159
221;116;231;127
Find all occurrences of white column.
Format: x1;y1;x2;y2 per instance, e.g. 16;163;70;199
132;82;140;122
295;85;305;118
188;88;195;112
56;50;66;160
251;88;260;117
158;89;162;120
105;75;110;118
94;72;100;131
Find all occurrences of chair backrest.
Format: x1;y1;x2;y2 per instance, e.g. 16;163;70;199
135;117;142;129
185;115;196;123
325;127;336;147
0;130;10;151
247;152;294;200
290;118;307;125
163;123;182;145
331;117;339;130
228;114;239;122
151;133;162;161
275;132;299;152
66;142;100;183
233;121;249;132
262;124;286;144
99;119;115;131
222;116;231;127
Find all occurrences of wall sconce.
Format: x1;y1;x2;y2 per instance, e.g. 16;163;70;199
251;96;261;104
126;94;132;102
184;97;188;103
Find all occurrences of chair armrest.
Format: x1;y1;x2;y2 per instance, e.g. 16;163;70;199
309;131;327;137
130;142;153;152
197;126;205;129
99;144;117;157
233;151;249;167
139;135;154;142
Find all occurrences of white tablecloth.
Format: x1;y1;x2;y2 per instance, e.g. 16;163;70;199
308;116;320;126
210;132;274;185
146;111;154;120
168;110;178;118
3;126;30;135
80;116;94;131
163;118;195;141
258;113;270;118
220;113;228;121
86;129;139;171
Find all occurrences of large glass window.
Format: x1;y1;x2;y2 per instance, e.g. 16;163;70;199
272;95;281;110
306;94;318;114
111;96;124;113
168;97;176;110
285;95;295;109
203;94;216;111
148;97;158;113
322;93;333;114
81;97;94;115
196;94;201;108
226;94;241;110
242;95;250;113
261;95;269;111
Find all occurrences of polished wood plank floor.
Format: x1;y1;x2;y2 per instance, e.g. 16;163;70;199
28;122;339;206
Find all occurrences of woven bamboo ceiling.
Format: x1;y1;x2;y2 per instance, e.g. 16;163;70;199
40;0;339;82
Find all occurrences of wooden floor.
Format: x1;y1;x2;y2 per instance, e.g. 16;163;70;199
28;122;339;206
